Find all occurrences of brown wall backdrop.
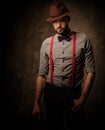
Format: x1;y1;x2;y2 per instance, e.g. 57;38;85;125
2;0;105;129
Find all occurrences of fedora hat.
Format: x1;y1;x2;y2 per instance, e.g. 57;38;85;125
46;2;70;22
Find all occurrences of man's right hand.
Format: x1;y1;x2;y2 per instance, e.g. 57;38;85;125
32;104;40;120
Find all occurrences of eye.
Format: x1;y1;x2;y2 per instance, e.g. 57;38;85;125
61;19;65;22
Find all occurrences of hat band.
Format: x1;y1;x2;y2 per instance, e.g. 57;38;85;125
50;10;69;18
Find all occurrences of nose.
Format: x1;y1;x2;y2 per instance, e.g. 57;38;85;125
57;21;61;27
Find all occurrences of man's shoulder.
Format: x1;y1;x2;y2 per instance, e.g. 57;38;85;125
76;32;87;38
42;35;53;44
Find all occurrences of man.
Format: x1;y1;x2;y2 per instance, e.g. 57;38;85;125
32;2;96;130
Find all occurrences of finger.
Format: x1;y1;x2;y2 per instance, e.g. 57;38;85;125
71;105;75;111
36;112;40;119
72;106;78;112
32;113;38;119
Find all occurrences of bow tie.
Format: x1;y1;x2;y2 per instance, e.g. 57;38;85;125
58;35;71;42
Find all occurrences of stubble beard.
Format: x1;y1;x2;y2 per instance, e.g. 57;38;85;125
57;28;64;34
56;24;69;35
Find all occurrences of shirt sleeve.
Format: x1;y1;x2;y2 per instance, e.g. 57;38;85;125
84;38;96;74
38;40;49;77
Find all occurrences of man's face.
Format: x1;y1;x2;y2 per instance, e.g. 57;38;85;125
52;17;69;34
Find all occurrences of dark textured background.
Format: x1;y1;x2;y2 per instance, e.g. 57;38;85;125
2;0;105;129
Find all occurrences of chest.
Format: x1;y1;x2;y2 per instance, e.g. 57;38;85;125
45;41;85;60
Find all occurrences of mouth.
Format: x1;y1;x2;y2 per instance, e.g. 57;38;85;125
57;28;64;32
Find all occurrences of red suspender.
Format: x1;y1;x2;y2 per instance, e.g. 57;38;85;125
50;35;54;84
71;33;76;87
50;33;76;86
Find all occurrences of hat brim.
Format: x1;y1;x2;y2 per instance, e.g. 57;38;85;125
46;11;70;22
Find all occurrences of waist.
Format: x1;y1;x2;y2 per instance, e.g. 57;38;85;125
46;77;83;87
45;82;81;91
45;82;82;98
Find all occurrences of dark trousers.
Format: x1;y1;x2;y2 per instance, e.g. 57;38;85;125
44;83;85;130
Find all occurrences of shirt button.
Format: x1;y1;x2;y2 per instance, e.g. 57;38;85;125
62;58;64;62
62;76;64;80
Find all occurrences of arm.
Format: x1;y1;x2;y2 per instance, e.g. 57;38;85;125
34;75;46;105
32;76;46;118
80;37;96;105
72;36;96;111
80;72;95;104
32;39;49;117
72;72;95;112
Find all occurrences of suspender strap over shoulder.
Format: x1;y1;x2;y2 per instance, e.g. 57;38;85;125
50;35;54;84
50;33;76;87
71;33;76;87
